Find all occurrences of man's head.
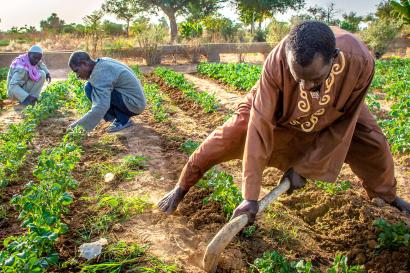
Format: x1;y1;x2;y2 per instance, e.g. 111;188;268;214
28;45;43;66
68;51;95;80
286;21;339;92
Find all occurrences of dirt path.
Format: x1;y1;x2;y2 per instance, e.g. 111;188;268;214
183;73;243;111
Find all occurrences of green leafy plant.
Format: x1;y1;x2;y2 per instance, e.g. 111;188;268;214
197;62;262;91
315;180;351;195
143;83;169;122
251;251;363;273
242;225;256;238
179;139;200;155
0;80;7;100
370;58;410;154
373;218;410;249
251;251;298;273
198;169;242;218
326;254;364;273
0;67;8;81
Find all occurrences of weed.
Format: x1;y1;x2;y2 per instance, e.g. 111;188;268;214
315;180;350;195
78;241;178;273
242;225;256;238
251;251;363;273
179;139;200;155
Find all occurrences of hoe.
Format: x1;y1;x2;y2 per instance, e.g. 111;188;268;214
202;177;291;272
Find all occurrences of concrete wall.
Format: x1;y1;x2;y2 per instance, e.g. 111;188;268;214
0;38;408;68
0;51;73;69
101;42;273;64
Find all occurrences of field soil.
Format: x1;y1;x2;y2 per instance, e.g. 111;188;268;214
0;67;409;272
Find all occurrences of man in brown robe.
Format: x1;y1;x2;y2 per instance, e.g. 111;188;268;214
158;21;410;222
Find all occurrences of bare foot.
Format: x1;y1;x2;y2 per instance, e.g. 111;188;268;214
157;186;188;215
391;197;410;215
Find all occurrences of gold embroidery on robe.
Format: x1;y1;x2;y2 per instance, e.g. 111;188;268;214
290;51;346;132
301;108;326;132
319;51;346;106
298;88;310;112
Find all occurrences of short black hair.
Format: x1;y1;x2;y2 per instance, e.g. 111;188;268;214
286;21;336;67
68;51;92;67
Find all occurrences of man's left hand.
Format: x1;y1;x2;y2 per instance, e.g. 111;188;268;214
46;73;52;83
231;200;259;224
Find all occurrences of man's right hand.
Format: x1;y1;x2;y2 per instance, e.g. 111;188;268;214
158;186;189;215
282;167;306;194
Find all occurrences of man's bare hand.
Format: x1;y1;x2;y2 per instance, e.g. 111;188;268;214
231;200;259;224
158;186;188;215
282;167;306;194
46;73;52;83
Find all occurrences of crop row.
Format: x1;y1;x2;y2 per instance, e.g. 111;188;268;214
154;67;219;113
0;68;8;101
0;75;89;272
0;126;86;272
130;66;170;123
370;58;410;153
197;62;262;91
0;81;68;188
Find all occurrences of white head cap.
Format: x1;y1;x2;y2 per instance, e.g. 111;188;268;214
28;45;43;54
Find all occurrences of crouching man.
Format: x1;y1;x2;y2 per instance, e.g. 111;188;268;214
68;51;146;133
7;45;51;106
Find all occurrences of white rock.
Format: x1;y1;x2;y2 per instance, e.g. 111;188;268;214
104;173;115;183
79;238;108;260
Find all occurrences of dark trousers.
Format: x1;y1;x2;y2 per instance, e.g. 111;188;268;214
85;82;136;125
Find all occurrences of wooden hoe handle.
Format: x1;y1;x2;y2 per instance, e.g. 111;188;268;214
202;178;291;272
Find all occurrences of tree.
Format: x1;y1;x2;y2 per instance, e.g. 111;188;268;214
306;2;339;24
234;0;305;34
362;18;401;56
134;0;223;43
103;20;125;36
131;17;167;64
391;0;410;24
322;2;340;24
201;14;241;42
340;12;363;32
376;0;395;19
102;0;141;37
83;10;104;56
267;19;290;45
40;13;65;33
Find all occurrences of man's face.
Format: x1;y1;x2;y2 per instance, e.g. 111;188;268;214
28;52;42;66
70;62;91;80
287;51;335;92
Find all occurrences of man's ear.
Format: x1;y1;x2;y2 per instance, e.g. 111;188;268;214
333;48;340;58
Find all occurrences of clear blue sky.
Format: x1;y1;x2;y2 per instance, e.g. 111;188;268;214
0;0;381;31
